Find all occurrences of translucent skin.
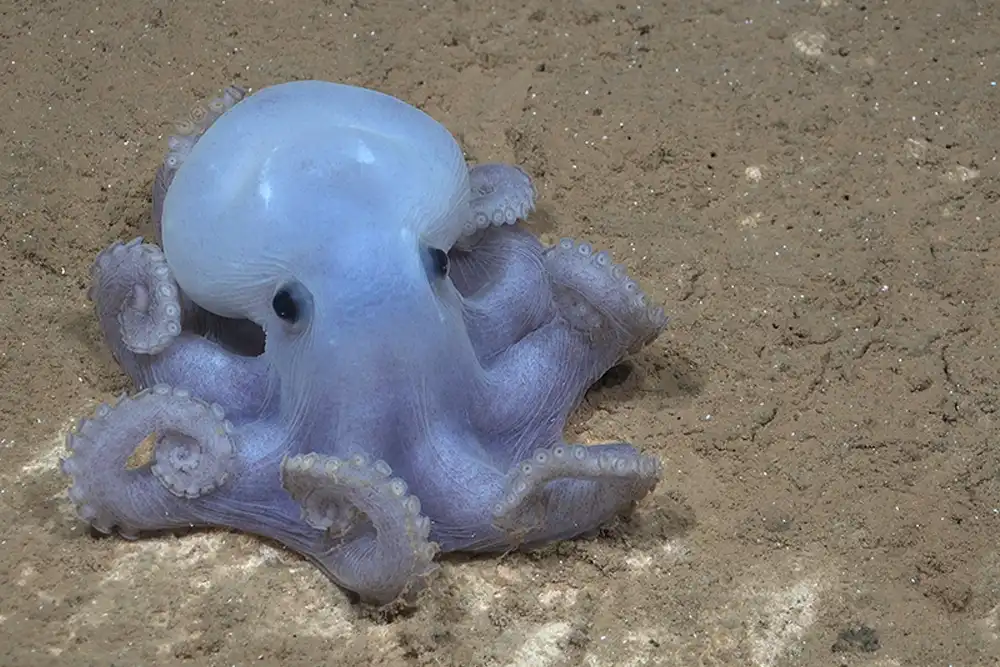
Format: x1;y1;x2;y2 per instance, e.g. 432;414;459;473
61;81;668;606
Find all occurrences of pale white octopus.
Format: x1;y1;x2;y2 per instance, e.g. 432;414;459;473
62;80;667;605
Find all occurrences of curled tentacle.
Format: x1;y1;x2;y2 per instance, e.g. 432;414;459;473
60;384;236;538
164;85;247;177
281;452;439;606
90;238;183;356
148;393;236;499
491;443;662;540
544;238;668;354
450;225;553;359
153;85;248;229
457;163;537;247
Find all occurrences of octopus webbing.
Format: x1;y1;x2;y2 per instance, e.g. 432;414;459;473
61;80;668;606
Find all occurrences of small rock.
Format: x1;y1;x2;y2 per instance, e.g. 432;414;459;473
831;624;880;653
792;30;827;58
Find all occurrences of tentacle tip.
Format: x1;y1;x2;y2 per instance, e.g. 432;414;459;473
151;437;235;500
88;524;113;537
71;499;100;524
546;236;672;350
123;340;170;356
97;239;183;356
91;519;115;535
66;482;86;505
59;456;76;476
118;526;141;541
421;541;441;563
223;84;249;102
640;455;664;480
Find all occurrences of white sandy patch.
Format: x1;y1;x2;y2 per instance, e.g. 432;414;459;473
581;627;680;667
662;539;691;562
625;539;691;571
791;30;827;58
18;416;80;477
944;165;980;183
741;575;826;667
450;563;504;613
255;564;356;639
99;533;232;585
72;533;291;612
673;562;833;667
576;561;832;666
538;585;578;609
504;621;573;667
625;550;653;569
52;529;357;657
975;603;999;644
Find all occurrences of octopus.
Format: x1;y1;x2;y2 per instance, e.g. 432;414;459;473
60;80;668;606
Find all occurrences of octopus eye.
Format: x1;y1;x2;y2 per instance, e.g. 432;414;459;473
429;247;449;279
272;288;299;322
272;281;312;328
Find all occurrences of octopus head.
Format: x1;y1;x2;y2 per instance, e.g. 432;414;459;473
160;81;475;406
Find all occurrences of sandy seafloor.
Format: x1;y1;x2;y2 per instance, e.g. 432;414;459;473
3;0;1000;665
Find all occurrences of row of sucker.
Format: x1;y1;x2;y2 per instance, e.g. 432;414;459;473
464;163;537;236
491;444;662;530
90;238;183;355
545;238;669;352
60;384;236;539
162;85;247;176
280;452;439;604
